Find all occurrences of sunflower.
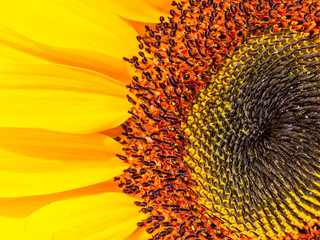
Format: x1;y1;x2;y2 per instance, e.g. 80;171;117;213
2;0;320;240
117;0;320;239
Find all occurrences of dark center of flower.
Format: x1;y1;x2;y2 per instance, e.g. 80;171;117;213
183;28;320;239
117;0;320;239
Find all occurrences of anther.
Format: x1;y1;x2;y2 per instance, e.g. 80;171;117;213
268;0;273;8
163;222;172;226
169;39;175;46
170;30;176;37
188;49;196;58
224;10;230;20
179;228;185;237
256;4;262;11
154;222;160;229
224;21;232;31
246;17;252;31
230;3;236;14
155;35;161;41
268;9;274;19
287;4;295;11
143;39;150;47
125;179;132;185
189;0;194;6
183;74;190;80
146;217;153;223
197;47;207;57
137;222;145;227
314;10;320;18
308;2;316;12
127;95;136;105
156;73;162;80
116;154;127;161
172;22;178;30
149;29;155;37
134;62;140;69
122;57;130;62
194;38;201;48
199;14;204;22
177;3;183;10
272;3;280;10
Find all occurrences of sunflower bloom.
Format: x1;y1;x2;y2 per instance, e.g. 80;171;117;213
2;0;320;240
117;0;320;239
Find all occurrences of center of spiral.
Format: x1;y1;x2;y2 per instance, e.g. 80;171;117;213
182;28;320;239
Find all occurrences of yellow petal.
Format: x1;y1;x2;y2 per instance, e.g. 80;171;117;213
0;62;131;133
104;0;172;23
0;179;120;219
0;216;31;239
24;193;144;240
0;128;127;197
0;1;139;81
0;38;43;63
125;227;150;240
0;1;138;58
102;125;123;138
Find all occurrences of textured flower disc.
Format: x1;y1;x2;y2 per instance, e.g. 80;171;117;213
117;0;320;239
184;28;320;239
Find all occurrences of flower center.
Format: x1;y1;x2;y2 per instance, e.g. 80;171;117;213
118;0;320;239
183;28;320;239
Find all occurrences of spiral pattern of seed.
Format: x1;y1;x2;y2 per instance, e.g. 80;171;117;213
183;28;320;239
119;0;320;239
